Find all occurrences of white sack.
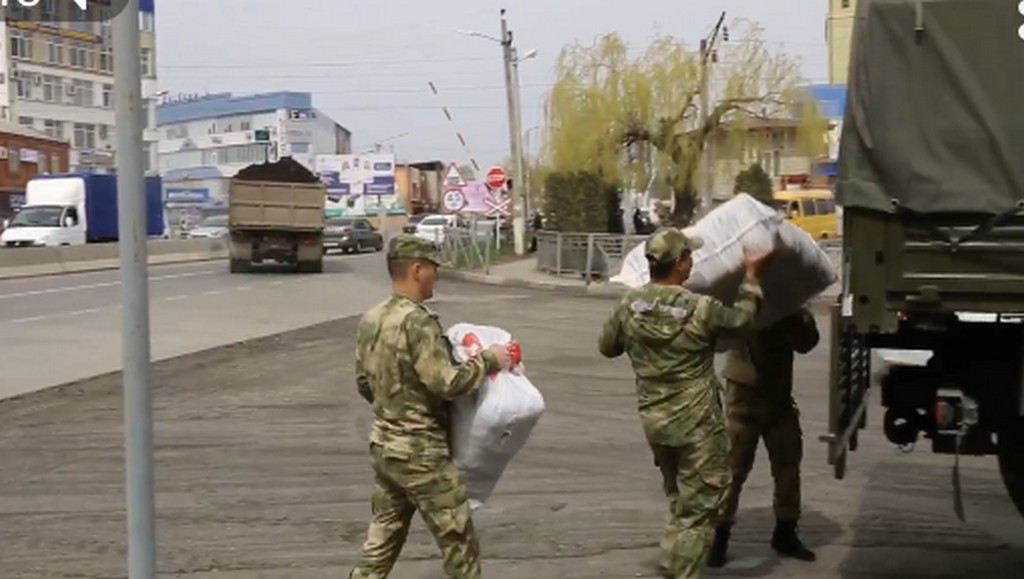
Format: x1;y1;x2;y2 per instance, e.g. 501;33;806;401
611;193;837;327
445;323;545;510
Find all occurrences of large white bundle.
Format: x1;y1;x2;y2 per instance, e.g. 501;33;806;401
611;193;837;327
445;323;545;510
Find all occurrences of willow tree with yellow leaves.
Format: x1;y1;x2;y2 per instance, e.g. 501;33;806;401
543;19;827;226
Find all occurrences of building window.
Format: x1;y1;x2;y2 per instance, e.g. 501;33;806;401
44;119;64;139
101;12;112;38
18;116;33;127
73;123;97;149
841;0;850;7
102;84;113;108
139;11;155;32
241;121;251;131
98;124;108;140
39;153;48;174
100;47;113;73
14;71;31;100
47;39;65;64
42;0;59;21
140;48;153;77
42;75;64;103
9;149;20;174
69;9;94;34
69;79;94;107
69;42;90;69
51;153;61;172
10;32;33;59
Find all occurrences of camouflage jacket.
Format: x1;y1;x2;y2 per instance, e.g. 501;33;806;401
598;276;763;446
355;294;501;458
721;307;819;399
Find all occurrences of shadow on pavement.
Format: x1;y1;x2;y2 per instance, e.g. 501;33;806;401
837;463;1024;578
709;506;843;578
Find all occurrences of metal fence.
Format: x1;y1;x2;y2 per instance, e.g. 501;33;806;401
535;231;647;281
536;230;843;282
437;224;515;274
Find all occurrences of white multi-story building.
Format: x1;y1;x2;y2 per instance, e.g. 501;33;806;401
155;91;351;227
0;0;160;174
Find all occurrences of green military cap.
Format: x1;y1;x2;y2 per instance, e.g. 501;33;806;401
386;233;441;265
644;227;704;264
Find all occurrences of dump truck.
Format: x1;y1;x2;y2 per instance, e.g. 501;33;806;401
227;157;326;273
826;0;1024;520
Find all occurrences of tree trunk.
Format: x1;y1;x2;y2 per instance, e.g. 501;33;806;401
669;187;698;227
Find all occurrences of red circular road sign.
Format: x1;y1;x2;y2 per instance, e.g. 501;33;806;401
486;166;508;189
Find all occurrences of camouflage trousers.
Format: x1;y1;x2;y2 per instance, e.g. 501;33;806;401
650;426;730;579
349;444;480;579
722;380;803;523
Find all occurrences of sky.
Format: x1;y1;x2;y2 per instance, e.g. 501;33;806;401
155;0;829;169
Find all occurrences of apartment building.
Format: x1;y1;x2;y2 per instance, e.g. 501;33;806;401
0;120;70;224
0;0;159;174
826;0;857;84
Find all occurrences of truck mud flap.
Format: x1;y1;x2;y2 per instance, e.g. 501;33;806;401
820;299;871;479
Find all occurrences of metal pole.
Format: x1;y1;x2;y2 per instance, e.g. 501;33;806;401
114;1;156;577
510;47;526;256
698;38;711;219
499;10;525;255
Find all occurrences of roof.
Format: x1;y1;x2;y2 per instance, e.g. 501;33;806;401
156;91;313;126
0;120;68;145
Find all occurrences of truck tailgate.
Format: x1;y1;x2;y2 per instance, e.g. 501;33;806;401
228;180;325;231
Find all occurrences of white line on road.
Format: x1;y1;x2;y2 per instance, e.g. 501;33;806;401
8;307;103;324
0;269;220;300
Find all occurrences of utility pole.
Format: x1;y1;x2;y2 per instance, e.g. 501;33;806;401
113;1;157;577
510;45;527;223
698;11;727;219
500;9;526;255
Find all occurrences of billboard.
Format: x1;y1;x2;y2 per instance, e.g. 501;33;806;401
314;154;404;217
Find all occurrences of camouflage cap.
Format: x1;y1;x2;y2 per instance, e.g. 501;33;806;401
644;227;704;264
387;233;441;265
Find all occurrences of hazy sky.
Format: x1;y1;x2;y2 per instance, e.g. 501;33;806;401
156;0;828;168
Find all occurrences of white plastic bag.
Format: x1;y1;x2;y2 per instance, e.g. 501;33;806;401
445;323;545;510
611;194;837;326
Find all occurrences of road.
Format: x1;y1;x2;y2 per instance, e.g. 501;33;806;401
0;286;1021;578
0;252;400;399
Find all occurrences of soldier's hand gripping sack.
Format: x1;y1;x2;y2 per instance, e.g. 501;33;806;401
446;323;545;510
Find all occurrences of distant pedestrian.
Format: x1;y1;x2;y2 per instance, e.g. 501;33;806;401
598;227;773;579
710;306;820;567
348;234;511;579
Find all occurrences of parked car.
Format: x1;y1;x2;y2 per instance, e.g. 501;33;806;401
323;217;384;254
414;214;460;246
185;214;229;239
402;213;428;234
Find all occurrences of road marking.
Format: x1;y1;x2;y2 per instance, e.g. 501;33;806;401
8;307;103;324
0;269;220;300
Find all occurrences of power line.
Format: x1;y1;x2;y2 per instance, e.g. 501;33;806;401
160;56;499;69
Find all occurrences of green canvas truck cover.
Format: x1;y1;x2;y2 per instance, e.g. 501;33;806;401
836;0;1024;215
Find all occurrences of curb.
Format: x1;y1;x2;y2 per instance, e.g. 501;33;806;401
0;251;228;280
441;268;841;306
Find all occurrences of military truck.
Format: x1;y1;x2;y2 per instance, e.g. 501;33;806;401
227;157;326;274
826;0;1024;519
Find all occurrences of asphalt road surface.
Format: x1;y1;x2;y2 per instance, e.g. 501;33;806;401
1;285;1021;578
0;252;399;399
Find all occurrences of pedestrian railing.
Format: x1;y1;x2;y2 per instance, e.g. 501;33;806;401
535;231;647;281
437;225;515;273
535;230;843;283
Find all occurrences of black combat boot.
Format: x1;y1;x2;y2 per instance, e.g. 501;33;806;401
707;524;731;568
771;519;816;561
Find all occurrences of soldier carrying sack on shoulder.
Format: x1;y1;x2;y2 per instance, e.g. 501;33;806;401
349;234;512;579
598;227;774;579
709;305;820;567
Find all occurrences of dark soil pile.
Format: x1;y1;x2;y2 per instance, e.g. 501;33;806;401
234;156;320;183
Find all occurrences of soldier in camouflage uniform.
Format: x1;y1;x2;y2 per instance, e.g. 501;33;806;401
708;306;819;567
598;227;773;579
349;234;510;579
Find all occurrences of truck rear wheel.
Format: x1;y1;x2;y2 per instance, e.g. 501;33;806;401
997;418;1024;518
229;259;251;274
